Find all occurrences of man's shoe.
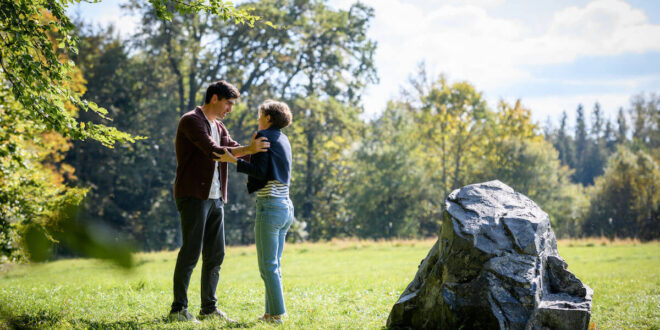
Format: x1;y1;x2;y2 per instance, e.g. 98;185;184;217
168;309;200;323
198;309;236;322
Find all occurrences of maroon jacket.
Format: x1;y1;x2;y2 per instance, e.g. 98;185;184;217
174;107;248;202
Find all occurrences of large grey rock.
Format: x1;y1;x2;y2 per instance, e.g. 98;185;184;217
387;180;592;329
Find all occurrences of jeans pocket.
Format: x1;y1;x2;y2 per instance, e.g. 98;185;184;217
263;206;288;227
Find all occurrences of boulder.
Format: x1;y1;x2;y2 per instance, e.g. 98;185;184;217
387;180;592;329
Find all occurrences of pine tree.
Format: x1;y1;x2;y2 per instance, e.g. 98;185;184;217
573;104;589;185
631;94;649;145
555;111;574;167
629;93;660;159
616;107;629;144
604;120;617;153
585;103;606;184
591;102;603;139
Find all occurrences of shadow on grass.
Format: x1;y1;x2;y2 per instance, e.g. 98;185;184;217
1;309;62;329
225;320;259;328
0;308;153;330
160;315;260;329
0;307;258;329
74;319;146;329
0;315;151;330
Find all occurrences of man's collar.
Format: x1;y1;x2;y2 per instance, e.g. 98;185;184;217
196;107;216;123
203;112;214;123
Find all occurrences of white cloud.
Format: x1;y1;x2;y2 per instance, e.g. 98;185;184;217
332;0;660;121
527;0;660;64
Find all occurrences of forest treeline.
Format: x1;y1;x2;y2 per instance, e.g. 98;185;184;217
1;0;658;261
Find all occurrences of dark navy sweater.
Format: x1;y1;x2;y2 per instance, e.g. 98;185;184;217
236;127;292;194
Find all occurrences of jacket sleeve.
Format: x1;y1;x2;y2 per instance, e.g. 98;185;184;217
236;133;268;180
179;115;225;159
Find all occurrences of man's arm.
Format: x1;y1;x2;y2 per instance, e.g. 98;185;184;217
225;132;269;158
214;149;268;180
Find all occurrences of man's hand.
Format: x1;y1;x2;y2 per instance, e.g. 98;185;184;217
248;132;270;154
213;149;237;164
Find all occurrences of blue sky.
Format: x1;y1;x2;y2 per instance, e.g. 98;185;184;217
68;0;660;126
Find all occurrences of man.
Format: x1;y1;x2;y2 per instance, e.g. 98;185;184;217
169;80;269;322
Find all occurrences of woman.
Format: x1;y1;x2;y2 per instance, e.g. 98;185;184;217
215;100;293;324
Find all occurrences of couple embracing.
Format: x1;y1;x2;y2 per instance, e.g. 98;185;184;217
169;80;294;324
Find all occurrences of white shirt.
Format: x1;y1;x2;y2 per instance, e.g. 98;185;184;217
205;115;222;200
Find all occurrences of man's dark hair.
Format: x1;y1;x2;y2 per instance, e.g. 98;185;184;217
260;100;292;129
204;80;240;104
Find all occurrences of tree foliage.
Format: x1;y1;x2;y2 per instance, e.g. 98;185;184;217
4;0;659;259
543;94;660;239
583;145;660;240
0;0;262;260
346;70;587;239
64;0;376;246
346;102;429;238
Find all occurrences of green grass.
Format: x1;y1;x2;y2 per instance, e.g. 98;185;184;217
0;239;658;329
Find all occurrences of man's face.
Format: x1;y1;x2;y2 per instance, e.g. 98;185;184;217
214;97;236;119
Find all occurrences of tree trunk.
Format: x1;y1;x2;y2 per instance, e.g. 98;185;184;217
303;130;315;223
164;24;185;114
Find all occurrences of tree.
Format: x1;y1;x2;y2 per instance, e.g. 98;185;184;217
126;0;276;116
65;0;377;245
403;68;489;198
591;102;603;138
346;103;429;238
0;49;88;261
629;93;660;159
288;97;364;239
584;102;607;184
603;120;616;152
573;104;590;185
475;100;588;237
1;0;260;259
0;0;139;150
583;145;660;240
553;111;574;168
64;23;184;250
616;106;628;144
347;72;492;239
278;0;377;236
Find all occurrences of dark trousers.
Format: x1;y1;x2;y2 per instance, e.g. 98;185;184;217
171;197;225;314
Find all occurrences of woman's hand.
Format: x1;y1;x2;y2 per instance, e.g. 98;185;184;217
213;149;237;164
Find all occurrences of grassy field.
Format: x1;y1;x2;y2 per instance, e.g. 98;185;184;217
0;239;658;329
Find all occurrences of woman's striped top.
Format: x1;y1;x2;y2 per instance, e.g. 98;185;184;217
256;180;289;197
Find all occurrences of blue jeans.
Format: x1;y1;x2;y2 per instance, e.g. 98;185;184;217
255;196;294;316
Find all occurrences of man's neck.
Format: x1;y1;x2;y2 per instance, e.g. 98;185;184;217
201;104;216;122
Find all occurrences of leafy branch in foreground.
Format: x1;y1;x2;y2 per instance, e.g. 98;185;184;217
1;0;139;147
1;0;262;149
149;0;264;26
0;0;261;262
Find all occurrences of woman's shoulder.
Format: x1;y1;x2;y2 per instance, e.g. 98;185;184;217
258;128;285;139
